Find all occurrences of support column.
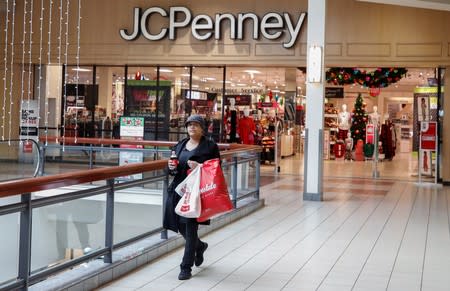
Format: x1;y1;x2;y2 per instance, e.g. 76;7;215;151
442;67;450;184
303;0;326;201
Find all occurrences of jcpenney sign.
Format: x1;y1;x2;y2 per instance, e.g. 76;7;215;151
119;7;307;49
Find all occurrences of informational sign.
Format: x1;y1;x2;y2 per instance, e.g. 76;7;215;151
366;124;375;144
420;121;437;150
419;121;437;180
19;100;39;162
120;117;144;137
119;116;145;181
325;87;344;98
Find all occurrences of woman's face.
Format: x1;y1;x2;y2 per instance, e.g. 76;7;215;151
187;122;203;139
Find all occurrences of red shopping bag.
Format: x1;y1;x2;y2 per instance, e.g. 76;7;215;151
197;158;233;222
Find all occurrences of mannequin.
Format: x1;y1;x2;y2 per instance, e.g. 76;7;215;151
238;108;256;145
344;132;353;161
369;105;381;128
338;104;351;140
225;98;239;142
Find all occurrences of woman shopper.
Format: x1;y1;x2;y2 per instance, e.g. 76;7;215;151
164;114;220;280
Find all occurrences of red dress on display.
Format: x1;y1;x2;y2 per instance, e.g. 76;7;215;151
238;116;256;145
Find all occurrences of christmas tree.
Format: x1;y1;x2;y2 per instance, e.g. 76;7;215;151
351;93;368;144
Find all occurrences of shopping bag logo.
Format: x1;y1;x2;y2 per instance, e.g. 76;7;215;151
200;183;216;194
175;166;202;218
197;158;233;222
180;192;191;212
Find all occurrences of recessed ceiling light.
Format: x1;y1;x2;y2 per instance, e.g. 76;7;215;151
157;68;173;73
244;70;261;74
71;67;91;72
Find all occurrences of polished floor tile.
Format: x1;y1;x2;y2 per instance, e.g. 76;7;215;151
95;155;448;291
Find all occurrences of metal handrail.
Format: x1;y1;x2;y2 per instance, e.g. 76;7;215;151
0;141;262;290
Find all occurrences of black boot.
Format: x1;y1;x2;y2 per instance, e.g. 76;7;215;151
195;242;208;267
178;268;192;280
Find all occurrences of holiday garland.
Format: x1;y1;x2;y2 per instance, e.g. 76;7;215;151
326;67;408;88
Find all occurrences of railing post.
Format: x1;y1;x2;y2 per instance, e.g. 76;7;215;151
104;179;115;264
18;193;32;290
161;172;169;240
255;152;260;200
38;145;45;176
88;144;94;169
232;156;238;208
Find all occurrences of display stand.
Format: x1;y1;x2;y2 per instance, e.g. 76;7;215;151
418;121;437;185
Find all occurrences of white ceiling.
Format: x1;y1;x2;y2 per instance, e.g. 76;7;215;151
356;0;450;11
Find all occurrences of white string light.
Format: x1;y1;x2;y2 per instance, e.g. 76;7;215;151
55;0;63;144
2;0;10;141
45;0;54;145
26;0;34;143
7;0;16;143
62;0;70;150
36;0;45;144
74;0;82;144
19;0;28;146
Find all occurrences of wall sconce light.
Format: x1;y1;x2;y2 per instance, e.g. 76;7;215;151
307;45;323;83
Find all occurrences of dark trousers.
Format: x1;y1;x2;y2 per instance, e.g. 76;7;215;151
178;220;203;270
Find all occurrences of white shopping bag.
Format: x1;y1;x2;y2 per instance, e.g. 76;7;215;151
175;165;202;218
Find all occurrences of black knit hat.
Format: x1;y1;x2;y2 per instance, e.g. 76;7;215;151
185;114;206;131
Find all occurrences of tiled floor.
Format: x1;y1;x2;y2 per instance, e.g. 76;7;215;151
97;154;449;291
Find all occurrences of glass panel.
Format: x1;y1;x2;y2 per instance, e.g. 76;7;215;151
63;65;96;139
191;67;224;142
221;153;259;207
225;67;286;144
31;193;106;272
95;66;125;139
0;140;39;181
126;66;164;140
159;66;190;142
113;180;164;244
0;212;19;283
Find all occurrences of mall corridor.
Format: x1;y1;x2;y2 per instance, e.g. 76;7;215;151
97;174;450;291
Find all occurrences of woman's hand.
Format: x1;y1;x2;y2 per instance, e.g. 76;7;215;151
168;159;177;170
187;160;200;169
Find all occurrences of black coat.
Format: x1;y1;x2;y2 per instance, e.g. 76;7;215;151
163;136;220;232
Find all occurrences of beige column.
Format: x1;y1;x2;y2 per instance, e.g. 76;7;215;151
97;67;113;117
442;67;450;184
304;0;326;201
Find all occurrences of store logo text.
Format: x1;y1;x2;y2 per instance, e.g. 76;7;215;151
119;7;306;49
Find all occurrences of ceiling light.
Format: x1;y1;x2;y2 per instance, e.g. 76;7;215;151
244;70;261;74
157;68;173;73
205;77;216;81
71;67;91;72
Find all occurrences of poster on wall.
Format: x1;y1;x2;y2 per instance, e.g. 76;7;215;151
412;87;439;151
417;96;429;122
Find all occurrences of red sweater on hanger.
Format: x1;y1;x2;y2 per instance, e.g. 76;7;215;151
238;116;256;145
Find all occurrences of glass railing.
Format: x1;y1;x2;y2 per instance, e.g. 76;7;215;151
0;140;261;290
0;139;40;182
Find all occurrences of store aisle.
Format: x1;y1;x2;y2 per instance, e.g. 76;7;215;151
97;176;449;291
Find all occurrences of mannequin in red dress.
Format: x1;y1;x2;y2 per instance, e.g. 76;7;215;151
238;108;256;145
